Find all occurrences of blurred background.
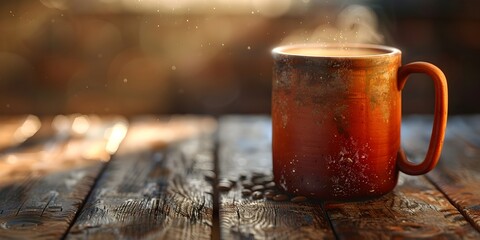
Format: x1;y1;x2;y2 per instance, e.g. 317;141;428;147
0;0;478;116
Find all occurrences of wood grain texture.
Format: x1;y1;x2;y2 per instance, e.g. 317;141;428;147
326;174;480;239
402;116;480;231
218;116;335;240
2;115;479;239
0;115;127;240
66;116;216;240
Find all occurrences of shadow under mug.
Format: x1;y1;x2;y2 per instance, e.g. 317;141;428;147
271;43;448;200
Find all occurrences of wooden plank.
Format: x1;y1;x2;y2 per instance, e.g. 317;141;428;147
218;116;335;239
324;115;480;239
66;116;216;240
0;115;128;240
402;116;480;231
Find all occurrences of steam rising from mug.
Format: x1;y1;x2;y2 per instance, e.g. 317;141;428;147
282;4;384;45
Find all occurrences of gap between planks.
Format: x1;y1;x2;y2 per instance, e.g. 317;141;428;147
60;155;114;240
211;130;221;240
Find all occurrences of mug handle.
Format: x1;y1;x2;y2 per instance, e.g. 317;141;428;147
396;62;448;175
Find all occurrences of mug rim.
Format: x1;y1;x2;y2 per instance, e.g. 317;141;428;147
271;43;401;59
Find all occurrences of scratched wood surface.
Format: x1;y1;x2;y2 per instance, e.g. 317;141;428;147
402;116;480;231
218;116;335;239
0;115;128;240
66;116;216;240
1;115;480;240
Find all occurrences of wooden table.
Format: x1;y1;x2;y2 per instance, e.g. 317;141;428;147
0;115;479;239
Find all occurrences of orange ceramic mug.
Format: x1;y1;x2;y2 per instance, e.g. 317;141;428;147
271;43;448;200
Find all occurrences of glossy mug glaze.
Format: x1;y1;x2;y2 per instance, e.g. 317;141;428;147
271;43;448;200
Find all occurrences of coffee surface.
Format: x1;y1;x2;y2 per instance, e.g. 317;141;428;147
280;47;387;57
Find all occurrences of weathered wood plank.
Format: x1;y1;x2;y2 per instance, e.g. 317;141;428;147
402;116;480;231
66;116;216;240
218;116;335;240
324;115;480;239
0;115;128;240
